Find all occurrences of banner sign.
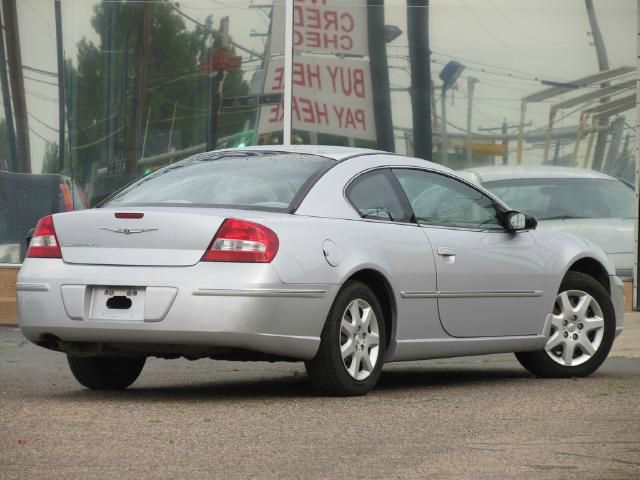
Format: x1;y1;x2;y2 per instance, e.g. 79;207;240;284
257;56;375;141
271;0;369;56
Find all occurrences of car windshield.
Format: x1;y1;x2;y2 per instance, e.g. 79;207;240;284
105;151;334;211
484;177;634;220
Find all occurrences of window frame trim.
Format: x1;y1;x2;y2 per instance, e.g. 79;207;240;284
345;165;512;232
344;167;414;224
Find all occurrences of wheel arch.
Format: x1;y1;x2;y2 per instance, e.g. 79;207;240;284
342;268;398;359
566;257;611;295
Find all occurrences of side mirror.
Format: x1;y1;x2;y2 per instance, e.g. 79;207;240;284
505;211;537;232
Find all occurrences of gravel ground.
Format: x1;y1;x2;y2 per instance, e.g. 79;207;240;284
1;323;639;480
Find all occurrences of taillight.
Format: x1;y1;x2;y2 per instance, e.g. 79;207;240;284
26;215;62;258
202;218;279;263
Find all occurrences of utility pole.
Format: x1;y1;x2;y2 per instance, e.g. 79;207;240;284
208;16;230;151
125;1;152;180
440;88;447;165
3;0;30;173
102;2;118;174
585;0;610;171
54;0;65;173
0;4;16;172
501;119;508;165
367;0;395;152
465;76;478;167
603;115;625;174
406;0;431;160
478;120;532;165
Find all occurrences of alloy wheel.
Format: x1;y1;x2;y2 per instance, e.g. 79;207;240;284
545;290;605;367
340;299;380;381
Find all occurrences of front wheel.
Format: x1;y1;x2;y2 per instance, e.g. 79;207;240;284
515;271;615;378
305;281;386;396
67;355;146;390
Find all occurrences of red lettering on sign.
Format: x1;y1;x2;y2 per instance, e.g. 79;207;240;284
340;35;352;50
326;66;366;97
353;68;365;98
294;5;304;27
299;97;314;123
333;105;366;131
272;67;284;91
306;63;322;89
323;10;338;31
315;101;329;125
306;8;321;29
268;104;281;124
340;12;354;32
354;109;366;130
306;31;321;48
324;33;338;50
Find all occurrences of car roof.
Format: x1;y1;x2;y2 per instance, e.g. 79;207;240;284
461;165;619;184
209;145;387;161
199;145;458;176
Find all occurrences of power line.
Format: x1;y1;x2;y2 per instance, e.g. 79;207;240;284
71;126;124;151
28;112;58;133
166;1;264;60
23;74;57;87
28;125;50;143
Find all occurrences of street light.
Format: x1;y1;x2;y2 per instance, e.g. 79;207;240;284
439;60;465;166
384;25;403;43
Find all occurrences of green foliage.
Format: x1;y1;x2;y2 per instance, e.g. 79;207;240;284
40;141;59;174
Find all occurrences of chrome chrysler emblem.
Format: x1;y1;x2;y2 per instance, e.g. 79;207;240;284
99;227;158;235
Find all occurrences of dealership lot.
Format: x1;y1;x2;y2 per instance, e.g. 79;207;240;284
1;315;639;480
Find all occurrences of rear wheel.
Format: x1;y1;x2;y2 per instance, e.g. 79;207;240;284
305;281;386;396
67;355;146;390
515;271;615;378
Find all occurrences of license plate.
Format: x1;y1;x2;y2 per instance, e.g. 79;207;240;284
89;286;146;322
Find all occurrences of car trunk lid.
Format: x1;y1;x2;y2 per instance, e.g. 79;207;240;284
53;208;228;266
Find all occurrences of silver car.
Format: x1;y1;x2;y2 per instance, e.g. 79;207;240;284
17;146;624;396
461;165;635;279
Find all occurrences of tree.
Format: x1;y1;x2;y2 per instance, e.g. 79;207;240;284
40;141;58;174
66;2;252;195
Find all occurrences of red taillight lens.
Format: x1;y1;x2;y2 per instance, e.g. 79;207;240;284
26;215;62;258
202;218;279;263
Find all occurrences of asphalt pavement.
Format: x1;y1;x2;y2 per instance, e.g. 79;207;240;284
1;315;639;480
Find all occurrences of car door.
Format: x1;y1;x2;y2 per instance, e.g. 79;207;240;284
392;168;548;338
345;168;442;341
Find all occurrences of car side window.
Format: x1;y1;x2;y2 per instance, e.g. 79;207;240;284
346;169;410;222
392;169;503;230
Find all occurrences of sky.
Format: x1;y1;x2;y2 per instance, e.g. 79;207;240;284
11;0;638;173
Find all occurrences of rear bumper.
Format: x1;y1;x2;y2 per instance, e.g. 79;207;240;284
17;259;337;360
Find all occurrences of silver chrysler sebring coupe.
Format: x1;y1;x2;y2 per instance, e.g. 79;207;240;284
17;146;624;396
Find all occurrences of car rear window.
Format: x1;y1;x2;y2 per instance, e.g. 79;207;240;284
104;151;334;211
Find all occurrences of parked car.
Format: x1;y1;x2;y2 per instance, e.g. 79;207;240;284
18;147;623;396
461;165;634;279
0;170;88;263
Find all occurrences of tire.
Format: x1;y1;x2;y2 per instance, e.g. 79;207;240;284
67;355;146;390
515;271;616;378
305;281;387;396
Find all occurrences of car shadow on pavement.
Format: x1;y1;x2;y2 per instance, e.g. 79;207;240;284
46;364;534;401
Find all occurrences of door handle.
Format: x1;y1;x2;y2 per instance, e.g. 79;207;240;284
437;247;456;257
